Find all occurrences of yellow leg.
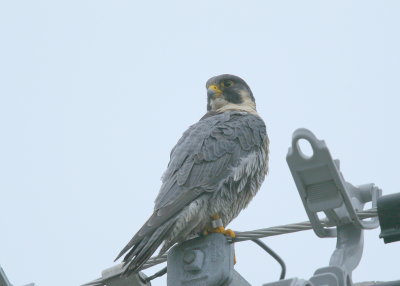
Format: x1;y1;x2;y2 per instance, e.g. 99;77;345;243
203;214;236;238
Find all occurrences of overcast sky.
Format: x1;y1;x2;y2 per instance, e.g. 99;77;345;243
1;1;399;286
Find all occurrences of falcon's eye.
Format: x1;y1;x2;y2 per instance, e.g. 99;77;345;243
221;80;234;88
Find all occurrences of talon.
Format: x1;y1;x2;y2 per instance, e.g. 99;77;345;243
205;226;236;238
225;229;236;238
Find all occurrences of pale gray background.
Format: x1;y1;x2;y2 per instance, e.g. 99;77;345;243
0;1;399;286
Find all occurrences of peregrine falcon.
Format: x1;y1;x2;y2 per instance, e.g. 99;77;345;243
115;74;269;275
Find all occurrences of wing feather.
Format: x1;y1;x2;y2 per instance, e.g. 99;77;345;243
156;111;266;218
152;111;265;223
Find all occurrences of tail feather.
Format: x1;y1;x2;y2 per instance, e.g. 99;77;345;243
122;236;149;262
121;217;177;275
115;233;142;262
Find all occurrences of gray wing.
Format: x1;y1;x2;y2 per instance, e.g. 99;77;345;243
156;111;267;207
116;111;267;259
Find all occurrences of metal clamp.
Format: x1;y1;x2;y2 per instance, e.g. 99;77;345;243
286;128;381;238
167;233;251;286
286;128;382;285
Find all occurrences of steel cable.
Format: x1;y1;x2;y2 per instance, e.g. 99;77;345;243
142;208;378;269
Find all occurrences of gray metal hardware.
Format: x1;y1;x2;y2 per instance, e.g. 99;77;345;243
167;233;251;286
0;266;35;286
0;266;12;286
81;264;150;286
263;278;313;286
286;128;381;238
377;192;400;243
286;128;382;285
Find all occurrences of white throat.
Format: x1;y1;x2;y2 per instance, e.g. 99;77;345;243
214;97;258;116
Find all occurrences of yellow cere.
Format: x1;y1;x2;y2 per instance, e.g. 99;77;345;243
208;84;222;94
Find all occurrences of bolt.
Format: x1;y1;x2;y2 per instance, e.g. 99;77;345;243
183;250;196;264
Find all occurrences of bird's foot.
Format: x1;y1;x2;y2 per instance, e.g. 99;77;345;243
203;226;236;238
213;226;236;238
203;214;236;238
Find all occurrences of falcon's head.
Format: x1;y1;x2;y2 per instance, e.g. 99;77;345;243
206;74;255;112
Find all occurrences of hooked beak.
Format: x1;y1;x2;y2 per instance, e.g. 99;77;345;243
207;84;223;98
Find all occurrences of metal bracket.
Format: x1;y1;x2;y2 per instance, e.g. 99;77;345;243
262;278;313;286
0;266;12;286
81;264;150;286
167;233;251;286
286;128;381;238
286;128;382;285
0;266;35;286
377;192;400;243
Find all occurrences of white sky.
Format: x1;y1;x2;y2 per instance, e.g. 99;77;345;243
0;1;399;286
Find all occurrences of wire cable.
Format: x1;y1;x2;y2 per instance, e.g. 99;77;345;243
251;239;286;280
144;266;167;282
141;208;378;270
82;207;378;286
